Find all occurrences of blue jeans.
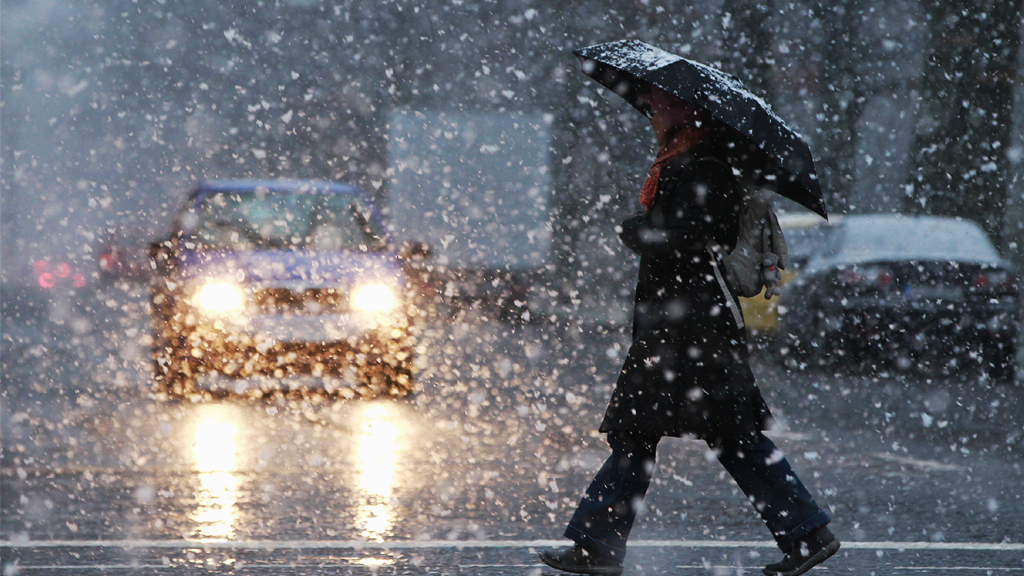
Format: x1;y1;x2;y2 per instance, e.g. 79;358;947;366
564;431;831;561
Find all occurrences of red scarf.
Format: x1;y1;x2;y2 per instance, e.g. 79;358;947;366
639;124;708;211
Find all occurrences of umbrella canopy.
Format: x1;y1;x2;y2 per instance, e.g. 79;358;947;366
573;39;828;220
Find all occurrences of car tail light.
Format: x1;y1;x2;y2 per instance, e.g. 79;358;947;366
840;266;893;289
99;253;115;270
1005;275;1019;292
875;268;893;287
974;270;1018;293
38;272;55;289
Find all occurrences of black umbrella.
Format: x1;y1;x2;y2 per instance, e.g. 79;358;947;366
573;39;828;220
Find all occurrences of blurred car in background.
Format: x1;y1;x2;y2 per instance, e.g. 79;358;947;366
2;282;59;360
31;257;89;292
3;257;99;370
97;227;153;283
741;213;835;337
149;179;429;398
778;214;1020;381
26;256;94;329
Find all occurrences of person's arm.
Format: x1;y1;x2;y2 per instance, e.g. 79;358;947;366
618;211;653;255
618;158;735;258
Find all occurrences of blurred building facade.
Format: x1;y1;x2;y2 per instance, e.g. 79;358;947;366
2;0;1022;316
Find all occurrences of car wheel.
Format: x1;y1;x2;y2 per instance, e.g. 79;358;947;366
779;304;834;370
984;339;1017;383
796;315;835;371
776;321;812;369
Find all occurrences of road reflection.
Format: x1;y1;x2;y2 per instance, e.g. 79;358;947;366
189;405;242;542
176;397;416;556
353;403;399;545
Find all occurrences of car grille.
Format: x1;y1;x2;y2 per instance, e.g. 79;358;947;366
253;287;348;314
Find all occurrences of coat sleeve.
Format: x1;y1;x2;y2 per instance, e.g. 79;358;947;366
618;157;738;259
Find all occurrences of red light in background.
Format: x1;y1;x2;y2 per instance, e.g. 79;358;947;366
99;254;114;270
72;273;86;288
877;269;893;287
54;262;71;278
32;260;49;275
38;272;56;289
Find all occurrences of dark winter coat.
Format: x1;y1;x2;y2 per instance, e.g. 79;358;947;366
599;142;772;439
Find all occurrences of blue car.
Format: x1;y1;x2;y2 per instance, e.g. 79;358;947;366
149;179;426;398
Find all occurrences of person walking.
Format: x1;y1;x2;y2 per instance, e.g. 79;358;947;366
538;79;840;576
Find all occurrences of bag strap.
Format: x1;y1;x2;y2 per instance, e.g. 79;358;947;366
705;241;745;329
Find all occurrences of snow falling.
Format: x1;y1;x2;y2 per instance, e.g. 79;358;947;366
2;1;1023;574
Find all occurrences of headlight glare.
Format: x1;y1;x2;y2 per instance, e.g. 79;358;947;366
196;282;245;313
352;284;394;312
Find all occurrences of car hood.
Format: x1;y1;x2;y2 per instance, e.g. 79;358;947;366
176;250;405;287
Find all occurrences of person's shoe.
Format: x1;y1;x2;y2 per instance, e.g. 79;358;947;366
538;544;623;576
763;526;840;576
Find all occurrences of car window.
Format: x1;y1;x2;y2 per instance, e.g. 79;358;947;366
188;192;387;252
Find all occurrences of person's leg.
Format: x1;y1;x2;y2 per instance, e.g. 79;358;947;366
712;431;831;553
564;431;660;561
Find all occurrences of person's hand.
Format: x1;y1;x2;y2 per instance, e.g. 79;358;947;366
762;253;783;300
618;212;649;255
620;212;646;231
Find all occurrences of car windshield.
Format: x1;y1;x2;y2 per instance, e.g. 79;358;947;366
824;217;1001;264
187;192;387;252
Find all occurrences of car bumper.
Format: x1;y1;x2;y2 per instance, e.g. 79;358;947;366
238;312;407;344
822;298;1019;348
189;311;407;342
167;311;412;378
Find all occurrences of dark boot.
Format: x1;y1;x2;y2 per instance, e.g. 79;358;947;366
763;526;840;576
538;544;623;576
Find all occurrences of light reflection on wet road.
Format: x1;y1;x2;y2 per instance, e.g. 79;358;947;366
189;407;241;542
142;397;443;546
2;290;1023;574
353;404;399;543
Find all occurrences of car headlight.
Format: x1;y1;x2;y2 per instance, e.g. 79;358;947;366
352;284;394;312
195;282;245;313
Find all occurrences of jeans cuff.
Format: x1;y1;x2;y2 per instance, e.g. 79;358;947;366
776;510;832;553
564;524;627;560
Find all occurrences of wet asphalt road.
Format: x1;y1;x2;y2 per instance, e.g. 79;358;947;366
2;285;1023;574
